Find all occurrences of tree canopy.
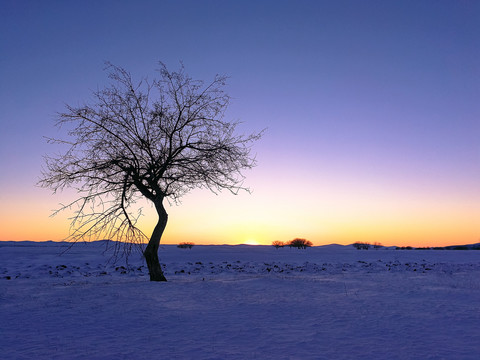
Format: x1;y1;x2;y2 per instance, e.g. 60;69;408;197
40;62;263;280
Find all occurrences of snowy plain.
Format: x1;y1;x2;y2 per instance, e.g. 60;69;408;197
1;241;480;359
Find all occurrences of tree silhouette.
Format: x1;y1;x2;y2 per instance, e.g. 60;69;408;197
287;238;313;249
272;240;285;249
39;62;262;281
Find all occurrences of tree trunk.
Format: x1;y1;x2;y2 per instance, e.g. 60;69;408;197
144;197;168;281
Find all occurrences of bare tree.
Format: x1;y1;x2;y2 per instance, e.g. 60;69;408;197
287;238;313;249
39;62;262;281
272;240;285;249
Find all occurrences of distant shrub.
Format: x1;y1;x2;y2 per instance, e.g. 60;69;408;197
373;242;383;249
177;242;194;249
272;241;285;249
353;242;370;250
395;246;413;250
287;238;312;249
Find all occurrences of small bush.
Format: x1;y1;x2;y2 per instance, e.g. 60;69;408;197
287;238;313;249
353;242;370;250
177;242;195;249
272;241;285;249
395;246;413;250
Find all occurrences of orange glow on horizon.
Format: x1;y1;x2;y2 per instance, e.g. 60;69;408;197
1;213;478;249
1;178;478;248
242;239;261;245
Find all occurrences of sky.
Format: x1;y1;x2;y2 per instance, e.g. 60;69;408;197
0;0;479;247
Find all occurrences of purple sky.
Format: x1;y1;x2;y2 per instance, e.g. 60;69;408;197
1;0;479;245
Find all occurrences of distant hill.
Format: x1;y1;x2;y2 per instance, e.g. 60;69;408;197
348;242;480;250
442;243;480;250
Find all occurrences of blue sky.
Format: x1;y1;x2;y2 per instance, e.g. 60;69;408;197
1;0;479;245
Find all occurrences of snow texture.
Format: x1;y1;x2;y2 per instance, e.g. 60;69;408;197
1;241;480;359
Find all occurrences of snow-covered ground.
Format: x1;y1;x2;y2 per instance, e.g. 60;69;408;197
1;241;480;359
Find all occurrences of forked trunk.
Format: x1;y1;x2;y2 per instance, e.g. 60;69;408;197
144;198;168;282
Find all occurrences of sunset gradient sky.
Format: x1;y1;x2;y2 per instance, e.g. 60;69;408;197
1;0;479;246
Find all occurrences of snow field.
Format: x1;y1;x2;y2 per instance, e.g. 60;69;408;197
1;242;480;359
